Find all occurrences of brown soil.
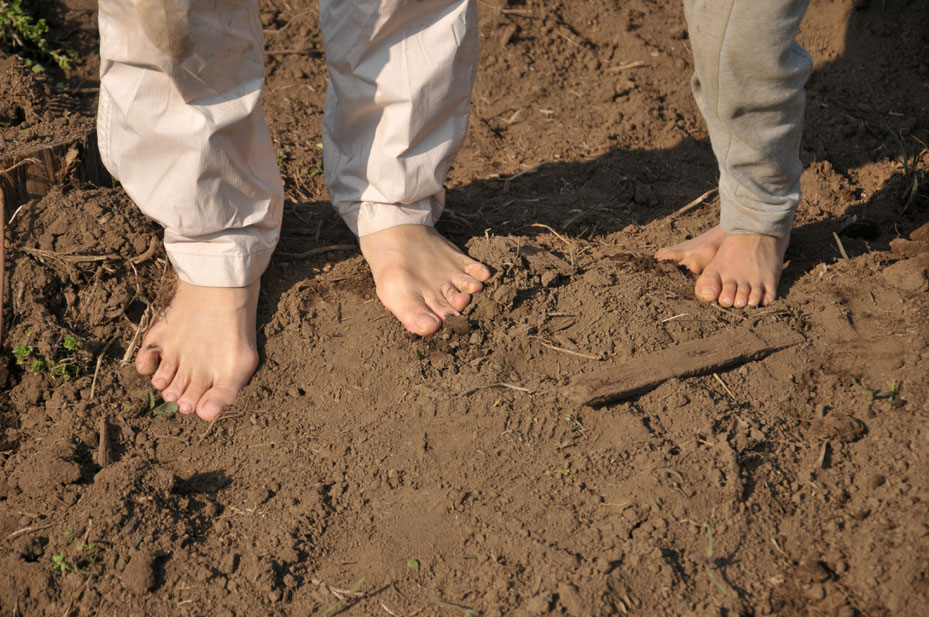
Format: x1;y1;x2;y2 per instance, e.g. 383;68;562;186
2;1;928;616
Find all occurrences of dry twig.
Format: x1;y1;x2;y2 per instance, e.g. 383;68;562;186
670;187;718;219
90;337;117;400
463;382;532;396
275;244;356;261
530;336;601;360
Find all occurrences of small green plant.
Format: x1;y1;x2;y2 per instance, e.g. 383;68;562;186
320;577;364;617
563;413;585;432
51;552;72;574
147;388;179;418
276;150;289;165
12;334;89;381
855;378;901;401
49;335;88;381
12;343;32;362
13;341;46;374
310;142;324;176
407;558;420;572
51;531;100;575
692;523;727;595
0;0;78;72
152;401;179;418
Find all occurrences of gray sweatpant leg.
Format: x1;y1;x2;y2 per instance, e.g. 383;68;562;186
683;0;813;238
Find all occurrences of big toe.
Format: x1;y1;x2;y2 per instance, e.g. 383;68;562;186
695;271;723;303
386;298;442;336
136;346;160;375
197;384;238;421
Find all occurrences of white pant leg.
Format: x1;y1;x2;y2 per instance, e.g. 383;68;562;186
319;0;479;237
97;0;284;287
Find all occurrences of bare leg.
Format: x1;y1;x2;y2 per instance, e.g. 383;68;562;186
136;280;259;420
359;225;491;336
656;225;789;307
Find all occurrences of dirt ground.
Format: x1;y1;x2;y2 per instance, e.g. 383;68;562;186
2;1;929;616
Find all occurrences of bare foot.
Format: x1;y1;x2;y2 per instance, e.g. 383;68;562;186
136;280;259;421
358;224;492;336
656;225;789;308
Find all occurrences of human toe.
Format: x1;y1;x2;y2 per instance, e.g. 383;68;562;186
733;282;752;308
761;284;777;307
197;384;238;421
151;357;178;391
177;374;211;414
136;345;161;375
464;262;492;282
694;271;722;303
441;282;472;313
747;285;764;308
453;274;484;294
717;280;738;308
161;371;190;404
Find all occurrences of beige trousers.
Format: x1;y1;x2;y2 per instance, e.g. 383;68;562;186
98;0;478;287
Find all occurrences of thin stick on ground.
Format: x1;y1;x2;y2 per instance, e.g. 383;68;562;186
5;523;56;541
530;336;602;360
670;187;718;219
528;222;574;250
712;372;736;399
122;304;152;365
0;157;41;177
275;244;357;261
89;337;117;400
463;382;532;396
379;602;400;617
196;419;219;447
606;60;649;72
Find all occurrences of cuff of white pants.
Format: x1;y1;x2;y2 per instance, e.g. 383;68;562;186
338;197;444;237
166;246;275;288
719;178;797;238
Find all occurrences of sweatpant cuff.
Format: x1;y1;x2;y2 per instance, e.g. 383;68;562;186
338;196;445;237
166;246;274;287
718;178;797;238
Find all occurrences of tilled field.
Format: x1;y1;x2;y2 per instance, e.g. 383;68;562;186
1;1;928;616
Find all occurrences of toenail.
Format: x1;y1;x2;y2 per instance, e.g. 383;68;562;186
153;378;167;389
415;315;439;330
200;400;224;420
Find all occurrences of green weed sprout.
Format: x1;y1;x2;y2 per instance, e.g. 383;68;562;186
692;523;728;595
320;577;365;617
0;0;79;72
51;553;71;574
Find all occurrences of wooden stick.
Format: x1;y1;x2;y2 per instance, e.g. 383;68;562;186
95;415;112;467
275;244;356;261
570;323;805;406
670;187;718;219
463;382;531;396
